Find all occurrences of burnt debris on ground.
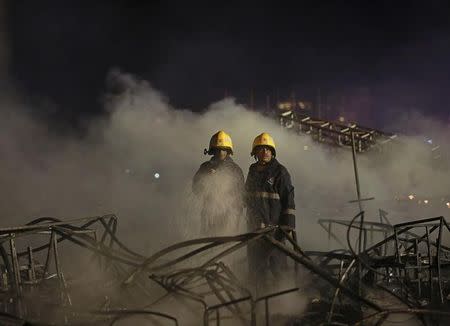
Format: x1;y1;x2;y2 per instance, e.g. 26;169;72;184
0;213;449;325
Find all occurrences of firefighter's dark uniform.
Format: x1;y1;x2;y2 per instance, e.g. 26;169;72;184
245;158;295;290
193;156;245;234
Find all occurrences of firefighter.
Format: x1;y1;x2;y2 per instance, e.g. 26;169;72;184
245;132;295;292
192;131;245;235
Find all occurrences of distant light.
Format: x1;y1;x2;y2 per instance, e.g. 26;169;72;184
408;194;415;200
154;172;160;179
303;145;309;151
338;116;345;123
427;139;433;144
424;199;429;204
446;202;450;208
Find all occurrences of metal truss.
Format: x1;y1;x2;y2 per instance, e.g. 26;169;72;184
279;110;398;152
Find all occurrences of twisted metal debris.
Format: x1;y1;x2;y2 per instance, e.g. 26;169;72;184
0;213;449;325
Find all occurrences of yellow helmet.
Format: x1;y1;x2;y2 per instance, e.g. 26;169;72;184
207;130;233;155
251;132;276;156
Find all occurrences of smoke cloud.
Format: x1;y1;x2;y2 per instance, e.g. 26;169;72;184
0;70;449;254
0;69;448;324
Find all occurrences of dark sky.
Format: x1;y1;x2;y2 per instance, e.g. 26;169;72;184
8;0;450;124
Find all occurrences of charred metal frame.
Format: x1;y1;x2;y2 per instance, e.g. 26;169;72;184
0;214;151;323
318;209;393;252
362;216;450;305
0;213;449;325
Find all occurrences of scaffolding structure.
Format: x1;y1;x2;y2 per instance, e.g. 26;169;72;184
279;110;398;152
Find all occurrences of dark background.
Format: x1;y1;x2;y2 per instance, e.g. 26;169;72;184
8;0;450;129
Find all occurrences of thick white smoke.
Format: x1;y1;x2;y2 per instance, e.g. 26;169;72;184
0;70;448;325
0;70;449;255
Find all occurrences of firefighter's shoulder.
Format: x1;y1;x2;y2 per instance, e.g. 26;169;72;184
248;162;259;170
198;161;213;170
227;160;243;170
274;161;291;177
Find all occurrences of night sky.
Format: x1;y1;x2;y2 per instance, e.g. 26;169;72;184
8;0;450;125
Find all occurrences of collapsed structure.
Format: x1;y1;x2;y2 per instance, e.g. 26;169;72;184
0;211;449;325
0;113;448;325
